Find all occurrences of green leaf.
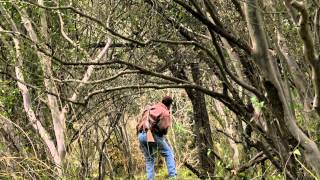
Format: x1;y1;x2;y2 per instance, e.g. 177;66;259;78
207;148;212;156
293;149;301;156
250;96;264;110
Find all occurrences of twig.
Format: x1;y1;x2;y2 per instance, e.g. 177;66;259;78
233;152;267;173
183;162;203;179
0;114;37;157
0;71;85;105
215;128;242;143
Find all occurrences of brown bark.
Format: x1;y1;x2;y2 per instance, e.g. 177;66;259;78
284;0;299;24
188;63;215;178
168;61;215;178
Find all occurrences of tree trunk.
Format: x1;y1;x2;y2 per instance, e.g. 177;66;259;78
245;0;320;176
187;63;215;178
168;62;215;178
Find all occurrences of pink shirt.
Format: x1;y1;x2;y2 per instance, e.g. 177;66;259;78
148;103;171;129
137;103;171;133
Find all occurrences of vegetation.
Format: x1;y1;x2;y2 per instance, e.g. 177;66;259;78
1;0;320;179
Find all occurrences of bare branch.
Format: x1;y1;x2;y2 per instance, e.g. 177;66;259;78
14;38;60;167
54;70;139;84
210;31;265;100
231;0;245;19
314;7;320;50
172;0;252;53
246;0;320;176
215;128;242;143
0;71;85;105
291;1;317;65
0;7;62;168
233;152;267;173
0;114;37;157
83;84;225;103
292;1;320;112
276;31;312;109
183;162;203;179
284;0;299;24
22;0;146;46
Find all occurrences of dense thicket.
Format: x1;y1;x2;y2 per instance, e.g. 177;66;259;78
1;0;320;179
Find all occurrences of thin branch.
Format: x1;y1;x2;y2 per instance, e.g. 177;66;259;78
58;12;90;59
0;17;241;115
144;1;263;100
284;0;299;24
0;71;85;105
0;114;37;157
183;162;203;179
210;31;265;100
22;0;146;46
203;0;223;27
291;1;317;65
233;152;267;173
53;70;139;84
231;0;245;19
215;128;242;144
292;1;320;112
83;84;225;103
88;42;137;48
144;0;211;40
172;0;251;53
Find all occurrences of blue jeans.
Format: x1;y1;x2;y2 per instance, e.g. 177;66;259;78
138;131;176;180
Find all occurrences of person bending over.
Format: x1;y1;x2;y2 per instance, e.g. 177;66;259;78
136;96;176;180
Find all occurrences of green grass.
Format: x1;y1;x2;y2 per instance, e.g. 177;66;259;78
113;166;198;180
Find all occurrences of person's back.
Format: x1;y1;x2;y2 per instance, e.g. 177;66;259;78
137;96;176;180
137;102;171;136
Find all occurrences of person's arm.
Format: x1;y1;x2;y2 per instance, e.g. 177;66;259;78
158;113;171;130
156;109;171;135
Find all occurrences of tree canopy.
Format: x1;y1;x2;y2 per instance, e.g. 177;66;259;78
1;0;320;179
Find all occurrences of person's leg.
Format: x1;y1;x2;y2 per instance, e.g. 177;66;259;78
138;132;156;180
155;135;176;178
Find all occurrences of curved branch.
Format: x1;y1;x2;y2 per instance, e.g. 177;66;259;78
291;1;317;65
234;152;267;173
276;31;312;108
284;0;299;24
54;70;139;84
172;0;251;53
209;31;265;100
246;0;320;176
22;0;146;46
84;84;225;102
0;71;85;105
292;1;320;112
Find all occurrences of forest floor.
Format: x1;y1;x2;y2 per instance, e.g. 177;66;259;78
114;167;198;180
